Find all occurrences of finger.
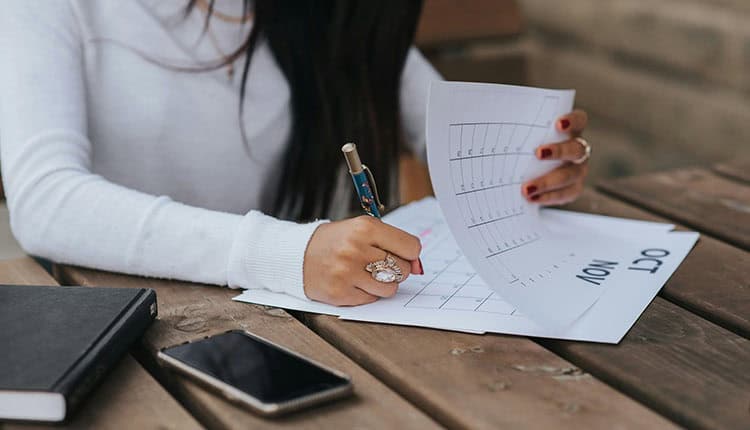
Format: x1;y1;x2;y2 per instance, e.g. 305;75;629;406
522;163;587;199
355;277;399;298
530;181;584;206
535;138;589;162
357;217;422;261
556;109;588;134
334;288;380;307
410;259;423;275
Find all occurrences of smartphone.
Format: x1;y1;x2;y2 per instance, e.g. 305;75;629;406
157;330;353;416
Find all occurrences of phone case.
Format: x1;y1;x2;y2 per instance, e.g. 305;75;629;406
156;329;353;416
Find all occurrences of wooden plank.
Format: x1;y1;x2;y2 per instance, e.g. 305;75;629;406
425;52;527;86
299;184;750;429
0;258;57;286
0;258;200;430
0;203;25;260
297;318;676;428
545;188;750;429
54;266;440;430
539;298;750;430
565;189;750;339
713;158;750;184
598;167;750;250
11;358;202;430
416;0;523;47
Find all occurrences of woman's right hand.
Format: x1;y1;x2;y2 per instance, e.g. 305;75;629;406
303;216;423;306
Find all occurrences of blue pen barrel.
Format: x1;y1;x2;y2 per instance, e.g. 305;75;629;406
351;170;381;218
342;142;383;218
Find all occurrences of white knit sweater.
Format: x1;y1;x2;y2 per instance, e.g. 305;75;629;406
0;0;439;298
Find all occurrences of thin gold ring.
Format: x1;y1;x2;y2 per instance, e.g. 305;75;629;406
572;137;591;164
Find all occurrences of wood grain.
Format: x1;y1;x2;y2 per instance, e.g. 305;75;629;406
11;358;203;430
713;158;750;184
0;258;200;430
565;189;750;339
55;266;440;430
540;298;750;430
299;315;676;429
598;168;750;250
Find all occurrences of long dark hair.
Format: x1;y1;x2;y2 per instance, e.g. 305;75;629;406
186;0;424;221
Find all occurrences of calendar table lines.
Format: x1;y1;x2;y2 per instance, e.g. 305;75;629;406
467;210;524;229
485;236;540;258
438;273;477;310
449;152;533;162
455;182;519;198
449;121;548;128
448;119;550;283
429;83;629;326
473;295;492;312
402;254;461;308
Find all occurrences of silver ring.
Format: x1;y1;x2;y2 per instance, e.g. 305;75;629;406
572;137;591;164
365;253;404;283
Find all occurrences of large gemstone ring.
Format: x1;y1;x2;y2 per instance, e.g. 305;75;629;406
365;254;404;283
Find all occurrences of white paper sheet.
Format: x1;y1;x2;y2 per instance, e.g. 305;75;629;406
541;209;675;238
425;82;605;326
333;198;698;343
232;82;700;343
234;288;343;317
233;197;698;343
232;286;486;334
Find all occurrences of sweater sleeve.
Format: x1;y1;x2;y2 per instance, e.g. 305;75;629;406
0;1;323;299
400;47;443;162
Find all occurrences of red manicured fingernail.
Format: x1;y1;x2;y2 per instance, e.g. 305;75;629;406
526;185;538;195
559;119;571;130
540;148;552;159
530;194;540;201
417;258;424;275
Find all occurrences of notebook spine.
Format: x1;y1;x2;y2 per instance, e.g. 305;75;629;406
57;289;157;418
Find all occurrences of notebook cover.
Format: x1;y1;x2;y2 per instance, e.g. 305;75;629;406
0;285;157;422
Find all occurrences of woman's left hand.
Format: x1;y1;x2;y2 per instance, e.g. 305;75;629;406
522;109;590;206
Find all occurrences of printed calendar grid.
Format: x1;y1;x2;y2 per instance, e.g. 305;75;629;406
392;211;521;316
445;95;563;288
234;84;695;342
389;96;564;316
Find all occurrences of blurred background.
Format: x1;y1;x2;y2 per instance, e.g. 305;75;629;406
417;0;749;180
0;0;747;258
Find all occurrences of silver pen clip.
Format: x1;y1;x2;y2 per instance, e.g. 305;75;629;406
361;164;385;213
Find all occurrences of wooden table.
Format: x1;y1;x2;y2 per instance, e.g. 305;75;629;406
2;162;748;429
0;258;201;430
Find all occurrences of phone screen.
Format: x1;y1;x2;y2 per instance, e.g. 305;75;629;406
162;331;350;404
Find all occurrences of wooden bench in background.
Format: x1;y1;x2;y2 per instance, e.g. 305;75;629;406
401;0;525;204
417;0;526;85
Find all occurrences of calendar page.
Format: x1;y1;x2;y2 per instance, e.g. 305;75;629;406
233;83;699;343
425;82;601;326
234;197;697;343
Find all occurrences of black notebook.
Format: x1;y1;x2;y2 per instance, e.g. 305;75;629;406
0;285;157;423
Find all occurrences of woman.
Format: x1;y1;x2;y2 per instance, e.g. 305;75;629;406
0;0;589;306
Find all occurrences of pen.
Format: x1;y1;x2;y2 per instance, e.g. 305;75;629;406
341;142;385;218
